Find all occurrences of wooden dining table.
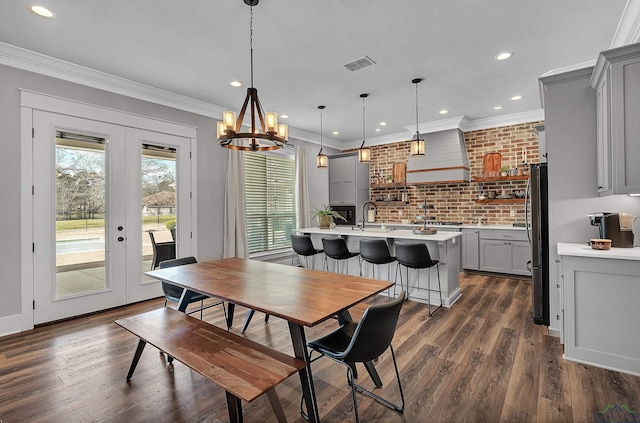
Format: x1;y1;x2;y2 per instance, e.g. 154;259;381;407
145;257;393;423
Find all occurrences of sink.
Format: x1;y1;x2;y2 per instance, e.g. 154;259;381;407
352;227;392;233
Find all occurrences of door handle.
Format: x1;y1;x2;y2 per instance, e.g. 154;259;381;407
117;226;124;231
117;236;124;242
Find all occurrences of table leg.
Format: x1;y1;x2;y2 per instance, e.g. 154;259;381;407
225;391;243;423
288;322;320;423
176;288;196;313
126;339;147;381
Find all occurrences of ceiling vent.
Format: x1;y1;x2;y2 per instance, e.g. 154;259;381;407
343;56;376;71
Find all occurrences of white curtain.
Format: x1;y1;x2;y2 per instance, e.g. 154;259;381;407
295;145;311;229
223;150;249;258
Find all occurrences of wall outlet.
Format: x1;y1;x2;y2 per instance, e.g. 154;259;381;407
510;209;515;217
398;210;403;216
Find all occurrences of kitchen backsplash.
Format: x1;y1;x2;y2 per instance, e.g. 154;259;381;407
364;120;543;225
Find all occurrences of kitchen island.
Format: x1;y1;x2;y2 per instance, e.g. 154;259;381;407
297;227;463;307
557;242;640;376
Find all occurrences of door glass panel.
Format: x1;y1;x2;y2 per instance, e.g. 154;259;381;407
141;144;177;273
55;132;106;298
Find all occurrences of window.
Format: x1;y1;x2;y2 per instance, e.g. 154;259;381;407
244;153;296;253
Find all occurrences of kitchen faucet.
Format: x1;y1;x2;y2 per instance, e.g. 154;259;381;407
361;201;377;230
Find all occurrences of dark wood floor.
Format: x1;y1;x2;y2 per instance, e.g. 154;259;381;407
1;272;639;422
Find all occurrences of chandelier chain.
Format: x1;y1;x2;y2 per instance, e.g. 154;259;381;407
249;4;254;89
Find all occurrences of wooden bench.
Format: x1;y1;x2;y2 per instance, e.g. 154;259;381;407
115;307;306;423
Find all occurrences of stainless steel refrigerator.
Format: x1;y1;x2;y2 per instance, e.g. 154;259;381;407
526;163;549;326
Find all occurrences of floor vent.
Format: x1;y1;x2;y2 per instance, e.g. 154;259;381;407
343;56;376;71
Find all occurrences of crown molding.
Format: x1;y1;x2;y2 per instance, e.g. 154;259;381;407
0;42;227;118
610;0;640;48
460;109;544;131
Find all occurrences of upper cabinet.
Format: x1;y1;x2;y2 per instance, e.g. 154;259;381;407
328;155;369;211
590;42;640;195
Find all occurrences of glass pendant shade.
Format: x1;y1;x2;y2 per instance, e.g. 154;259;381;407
317;150;328;168
411;134;425;156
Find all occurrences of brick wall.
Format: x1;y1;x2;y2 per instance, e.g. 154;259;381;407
363;120;543;225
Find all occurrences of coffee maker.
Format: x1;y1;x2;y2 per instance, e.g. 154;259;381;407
588;212;634;248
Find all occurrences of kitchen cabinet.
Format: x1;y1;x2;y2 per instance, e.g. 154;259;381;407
590;42;640;195
461;228;479;270
558;243;640;376
478;229;530;276
329;156;356;204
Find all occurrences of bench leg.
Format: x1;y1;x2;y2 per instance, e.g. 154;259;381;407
266;387;288;423
225;391;243;423
241;309;255;333
126;339;147;381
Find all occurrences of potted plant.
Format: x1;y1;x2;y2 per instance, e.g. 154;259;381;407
500;165;510;177
312;204;347;228
166;219;176;241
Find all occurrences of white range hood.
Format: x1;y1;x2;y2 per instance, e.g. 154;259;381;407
406;128;470;184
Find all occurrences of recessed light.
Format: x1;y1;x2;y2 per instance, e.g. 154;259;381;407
332;131;340;135
379;121;387;126
495;52;513;61
493;106;503;110
375;128;381;132
439;109;449;115
230;81;242;87
30;5;55;18
511;95;523;101
280;114;288;119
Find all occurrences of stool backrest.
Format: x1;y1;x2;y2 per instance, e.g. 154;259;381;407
395;242;437;268
322;238;351;259
359;239;393;263
291;234;318;256
158;256;198;299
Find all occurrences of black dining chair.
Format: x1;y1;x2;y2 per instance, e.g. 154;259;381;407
322;237;359;274
148;231;176;270
394;241;443;316
291;234;324;269
307;292;406;423
158;257;227;322
359;239;397;289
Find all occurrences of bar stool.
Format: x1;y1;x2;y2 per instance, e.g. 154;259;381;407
394;241;443;316
291;234;323;269
322;238;359;275
359;239;397;294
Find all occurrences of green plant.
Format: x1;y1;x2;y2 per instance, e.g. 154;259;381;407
312;204;347;221
500;165;510;173
166;219;176;230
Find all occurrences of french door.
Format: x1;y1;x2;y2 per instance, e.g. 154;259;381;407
32;111;193;324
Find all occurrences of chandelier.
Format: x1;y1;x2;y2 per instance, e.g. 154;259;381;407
358;93;371;163
217;0;288;151
316;105;328;168
410;78;425;156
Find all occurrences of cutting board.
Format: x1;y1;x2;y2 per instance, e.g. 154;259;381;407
393;162;406;183
483;153;502;178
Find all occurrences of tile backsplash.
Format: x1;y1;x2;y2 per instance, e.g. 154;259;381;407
365;120;542;225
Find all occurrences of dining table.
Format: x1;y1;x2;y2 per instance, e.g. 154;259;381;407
145;257;393;423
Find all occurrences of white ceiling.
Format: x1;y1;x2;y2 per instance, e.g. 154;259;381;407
0;0;634;147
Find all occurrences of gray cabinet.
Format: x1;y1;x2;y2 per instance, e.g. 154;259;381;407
461;228;479;270
478;230;530;276
329;156;356;204
590;42;640;195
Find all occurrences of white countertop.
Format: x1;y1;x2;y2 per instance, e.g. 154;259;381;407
359;222;527;231
298;227;463;242
557;242;640;261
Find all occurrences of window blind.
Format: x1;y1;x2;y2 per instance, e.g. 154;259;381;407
244;153;296;253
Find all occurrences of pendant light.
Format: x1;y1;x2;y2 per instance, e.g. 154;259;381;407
216;0;288;151
410;78;425;156
358;93;371;163
316;105;328;168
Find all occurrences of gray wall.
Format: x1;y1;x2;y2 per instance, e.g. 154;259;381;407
0;63;334;322
542;67;640;333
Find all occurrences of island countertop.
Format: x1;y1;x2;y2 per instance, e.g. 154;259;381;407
297;227;463;242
